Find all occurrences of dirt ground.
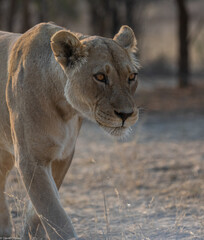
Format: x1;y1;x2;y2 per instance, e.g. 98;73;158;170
6;79;204;240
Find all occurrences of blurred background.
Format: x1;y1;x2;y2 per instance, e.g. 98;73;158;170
2;1;204;239
0;0;204;88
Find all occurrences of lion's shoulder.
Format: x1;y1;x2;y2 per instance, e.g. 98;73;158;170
13;22;64;55
8;23;64;76
26;22;64;44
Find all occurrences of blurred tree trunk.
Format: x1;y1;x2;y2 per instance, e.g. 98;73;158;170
125;0;135;29
21;0;31;33
88;0;112;36
125;0;142;38
37;0;47;22
87;0;143;39
111;1;120;36
7;0;17;31
0;0;2;29
87;0;123;37
175;0;190;88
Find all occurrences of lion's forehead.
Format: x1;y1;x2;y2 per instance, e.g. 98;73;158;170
85;37;128;58
83;37;134;73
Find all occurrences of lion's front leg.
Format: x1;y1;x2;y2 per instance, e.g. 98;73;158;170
22;200;46;239
22;155;74;240
0;150;14;238
19;158;77;240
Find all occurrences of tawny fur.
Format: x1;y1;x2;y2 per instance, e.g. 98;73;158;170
0;22;139;239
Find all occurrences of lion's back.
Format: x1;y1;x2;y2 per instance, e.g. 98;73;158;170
0;31;20;90
0;31;21;151
0;23;63;152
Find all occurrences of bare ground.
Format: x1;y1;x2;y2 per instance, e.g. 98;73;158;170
5;80;204;240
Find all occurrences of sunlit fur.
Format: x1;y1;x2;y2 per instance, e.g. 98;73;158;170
0;22;140;239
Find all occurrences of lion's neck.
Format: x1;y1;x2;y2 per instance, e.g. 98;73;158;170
48;54;81;123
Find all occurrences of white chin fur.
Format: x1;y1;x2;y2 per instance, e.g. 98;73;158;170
101;126;132;139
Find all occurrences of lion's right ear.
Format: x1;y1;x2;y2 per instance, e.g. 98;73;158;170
113;25;137;53
51;30;87;70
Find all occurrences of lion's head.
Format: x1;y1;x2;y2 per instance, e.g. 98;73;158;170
51;26;139;137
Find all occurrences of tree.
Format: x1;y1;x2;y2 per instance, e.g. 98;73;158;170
21;0;31;32
7;0;17;31
87;0;142;37
175;0;190;88
0;0;2;29
35;0;48;22
87;0;112;36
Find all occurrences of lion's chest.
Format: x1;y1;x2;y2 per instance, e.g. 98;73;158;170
51;115;81;161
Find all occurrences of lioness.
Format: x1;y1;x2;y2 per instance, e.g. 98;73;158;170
0;22;139;239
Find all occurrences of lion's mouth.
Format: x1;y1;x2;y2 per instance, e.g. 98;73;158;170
95;115;135;138
97;122;131;138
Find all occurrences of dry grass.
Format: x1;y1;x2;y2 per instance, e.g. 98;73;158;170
4;79;204;240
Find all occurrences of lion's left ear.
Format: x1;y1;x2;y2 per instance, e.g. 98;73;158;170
113;25;137;52
51;30;87;70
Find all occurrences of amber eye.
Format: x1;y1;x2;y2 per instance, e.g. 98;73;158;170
94;73;108;84
129;73;136;80
95;73;105;81
128;73;138;83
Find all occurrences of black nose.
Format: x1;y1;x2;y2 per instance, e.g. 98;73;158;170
114;110;133;122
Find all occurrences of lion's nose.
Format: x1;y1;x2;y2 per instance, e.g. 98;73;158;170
114;110;133;122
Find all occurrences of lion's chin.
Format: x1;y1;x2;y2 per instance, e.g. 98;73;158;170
100;125;132;138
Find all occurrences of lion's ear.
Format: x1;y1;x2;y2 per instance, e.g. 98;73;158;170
51;30;87;70
113;25;137;52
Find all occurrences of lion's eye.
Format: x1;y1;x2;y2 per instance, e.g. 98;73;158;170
94;73;108;84
128;73;138;83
